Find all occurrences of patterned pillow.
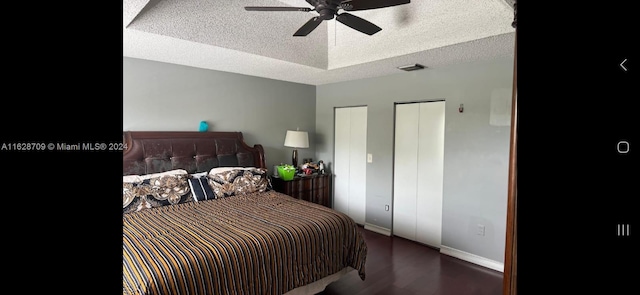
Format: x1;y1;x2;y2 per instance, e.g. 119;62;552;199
208;168;268;199
123;172;192;214
208;167;255;178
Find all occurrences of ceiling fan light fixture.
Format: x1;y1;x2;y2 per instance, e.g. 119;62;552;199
397;64;426;71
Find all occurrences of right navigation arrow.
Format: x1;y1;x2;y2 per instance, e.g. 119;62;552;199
620;58;628;72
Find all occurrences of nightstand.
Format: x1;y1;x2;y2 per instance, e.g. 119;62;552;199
271;173;331;208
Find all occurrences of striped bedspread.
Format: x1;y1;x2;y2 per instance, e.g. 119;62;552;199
123;190;367;295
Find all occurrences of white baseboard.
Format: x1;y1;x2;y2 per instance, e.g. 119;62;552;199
439;246;504;273
364;223;391;236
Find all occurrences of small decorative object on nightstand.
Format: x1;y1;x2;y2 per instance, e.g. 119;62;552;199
276;164;296;181
271;173;331;208
198;121;209;132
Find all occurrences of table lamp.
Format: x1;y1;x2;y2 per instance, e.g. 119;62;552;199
284;129;309;168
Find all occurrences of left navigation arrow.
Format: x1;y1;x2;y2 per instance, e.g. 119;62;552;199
620;58;628;72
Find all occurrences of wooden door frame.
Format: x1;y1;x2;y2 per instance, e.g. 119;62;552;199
503;2;517;295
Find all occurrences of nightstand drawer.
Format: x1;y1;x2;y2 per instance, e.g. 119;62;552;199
271;174;331;207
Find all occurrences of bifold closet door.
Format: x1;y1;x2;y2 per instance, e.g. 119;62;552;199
334;106;367;225
393;101;445;248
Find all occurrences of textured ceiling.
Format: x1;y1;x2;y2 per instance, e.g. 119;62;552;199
123;0;516;85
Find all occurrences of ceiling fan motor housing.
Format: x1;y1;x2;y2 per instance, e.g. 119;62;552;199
317;0;342;20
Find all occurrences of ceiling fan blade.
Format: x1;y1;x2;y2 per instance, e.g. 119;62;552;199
341;0;410;11
293;17;324;36
245;7;312;12
336;13;382;35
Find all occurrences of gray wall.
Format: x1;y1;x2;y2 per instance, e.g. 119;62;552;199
315;56;514;263
123;57;317;170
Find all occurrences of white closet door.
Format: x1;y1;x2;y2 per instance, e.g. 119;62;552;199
393;101;445;247
393;103;420;240
334;106;367;225
348;106;367;225
415;101;445;247
333;108;351;216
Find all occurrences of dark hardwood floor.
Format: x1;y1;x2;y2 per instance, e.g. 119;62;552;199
320;226;503;295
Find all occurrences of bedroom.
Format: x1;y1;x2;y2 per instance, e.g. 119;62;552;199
123;0;516;294
4;0;635;293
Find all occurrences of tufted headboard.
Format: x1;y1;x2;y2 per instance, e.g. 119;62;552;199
123;131;266;176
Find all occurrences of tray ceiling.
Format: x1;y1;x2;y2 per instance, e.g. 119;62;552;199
123;0;516;85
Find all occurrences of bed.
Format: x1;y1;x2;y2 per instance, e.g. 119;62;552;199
122;131;367;295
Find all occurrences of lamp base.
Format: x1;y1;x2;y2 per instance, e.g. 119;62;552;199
292;149;298;169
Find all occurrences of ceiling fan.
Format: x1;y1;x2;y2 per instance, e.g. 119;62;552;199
245;0;411;36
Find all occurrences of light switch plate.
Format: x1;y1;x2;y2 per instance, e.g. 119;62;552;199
367;153;373;163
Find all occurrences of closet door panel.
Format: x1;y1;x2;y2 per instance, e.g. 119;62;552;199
416;101;445;247
349;106;367;225
392;103;419;240
333;108;351;215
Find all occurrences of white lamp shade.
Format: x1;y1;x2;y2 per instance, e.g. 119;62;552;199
284;130;309;148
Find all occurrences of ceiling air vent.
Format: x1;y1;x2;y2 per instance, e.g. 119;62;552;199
397;64;426;71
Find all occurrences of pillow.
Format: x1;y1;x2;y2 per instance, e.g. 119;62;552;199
208;167;256;177
208;168;268;199
189;171;209;178
188;176;216;202
139;169;189;180
123;175;142;183
123;170;192;214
